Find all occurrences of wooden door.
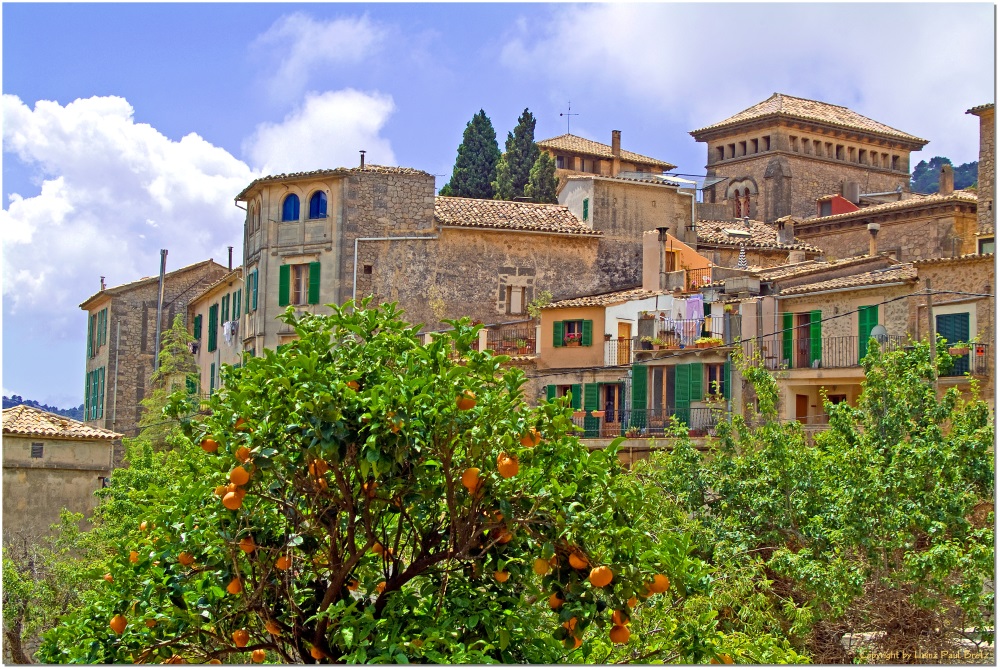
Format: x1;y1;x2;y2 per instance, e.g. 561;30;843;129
795;394;809;423
795;313;811;368
617;322;632;366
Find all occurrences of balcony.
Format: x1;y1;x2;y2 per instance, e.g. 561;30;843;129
485;323;536;355
941;342;990;377
604;315;741;366
741;335;908;370
569;406;730;438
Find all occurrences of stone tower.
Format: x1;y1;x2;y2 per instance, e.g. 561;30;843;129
690;93;928;222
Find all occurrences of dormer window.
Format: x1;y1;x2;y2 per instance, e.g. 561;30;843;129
308;191;327;219
282;194;300;222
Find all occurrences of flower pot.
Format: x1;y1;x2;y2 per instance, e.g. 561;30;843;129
517;347;531;354
591;410;606;419
572;411;587;419
948;347;969;356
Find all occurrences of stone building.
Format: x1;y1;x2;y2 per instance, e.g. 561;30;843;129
694;217;823;271
690;93;928;223
967;103;994;252
79;259;229;440
537;131;675;193
187;268;244;395
2;405;119;539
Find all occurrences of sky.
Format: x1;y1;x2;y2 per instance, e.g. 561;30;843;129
1;2;995;408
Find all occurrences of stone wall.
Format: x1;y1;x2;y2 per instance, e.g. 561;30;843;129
973;107;995;236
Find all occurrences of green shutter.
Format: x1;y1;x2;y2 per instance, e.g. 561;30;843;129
86;315;94;358
858;305;878;362
781;312;793;365
583;198;589;222
209;363;215;395
583;383;600;437
97;368;105;419
689;362;703;402
278;265;290;307
630;364;647;430
809;310;822;366
546;385;557;402
84;371;90;420
221;295;229;322
581;320;593;346
936;312;971;375
251;271;258;311
570;384;582;410
208;304;218;353
234;290;242;319
675;364;691;426
308;262;321;305
193;314;202;340
553;321;564;347
723;358;732;401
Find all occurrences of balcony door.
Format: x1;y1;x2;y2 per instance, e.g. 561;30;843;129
617;322;632;366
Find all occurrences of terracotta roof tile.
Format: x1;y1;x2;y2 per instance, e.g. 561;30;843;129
191;268;243;304
3;405;122;440
691;93;927;144
706;256;889;288
236;165;431;200
912;252;994;266
435;197;601;236
80;259;227;308
537;134;675;170
798;191;978;227
967;103;994;115
545;287;666;309
696;219;822;252
779;264;917;296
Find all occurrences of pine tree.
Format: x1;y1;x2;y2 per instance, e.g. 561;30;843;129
525;152;559;204
444;110;501;199
493;108;540;201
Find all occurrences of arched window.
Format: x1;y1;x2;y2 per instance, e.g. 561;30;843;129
282;194;300;222
308;191;327;219
742;189;751;218
248;204;256;232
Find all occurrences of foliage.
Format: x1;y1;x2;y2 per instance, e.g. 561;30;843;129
911;156;978;194
135;314;199;450
525;152;559;204
493;108;540;201
39;299;717;664
525;290;552;320
442;110;501;199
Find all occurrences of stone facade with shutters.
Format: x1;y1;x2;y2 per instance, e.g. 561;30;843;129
968;104;995;241
187;269;244;398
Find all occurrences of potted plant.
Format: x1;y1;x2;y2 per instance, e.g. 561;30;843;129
624;427;642;438
516;338;531;354
639;335;654;350
948;344;969;356
572;409;587;419
695;336;724;349
604;333;613;341
564;333;582;347
591;410;606;419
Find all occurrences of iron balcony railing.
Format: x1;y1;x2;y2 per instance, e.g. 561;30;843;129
740;335;908;370
485;323;537;355
605;315;741;367
569;406;730;438
941;342;990;377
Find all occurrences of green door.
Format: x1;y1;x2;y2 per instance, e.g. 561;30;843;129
858;305;879;363
583;383;600;438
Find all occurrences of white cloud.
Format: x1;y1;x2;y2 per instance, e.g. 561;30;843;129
500;4;993;165
2;94;256;341
253;13;386;102
243;89;396;174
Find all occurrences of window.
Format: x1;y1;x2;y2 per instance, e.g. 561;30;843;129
84;367;105;421
556;156;565;169
763;136;771;151
707;363;726;397
506;286;525;315
31;443;43;458
210;363;216;395
859;149;868;165
233;289;242;319
790;136;798;152
208;303;218;353
979;238;995;254
857;305;878;362
891;155;899;171
750;138;759;154
727;143;735;159
825;142;833;158
836;145;845;160
246;270;258;312
308;191;327;219
363;264;373;275
281;194;300;222
221;294;230;323
848;147;856;162
716;146;724;162
582;198;589;222
937;312;971;376
820;201;832;216
193;314;202;340
87;308;107;358
814;140;822;155
552;319;593;347
738;141;746;156
278;262;321;306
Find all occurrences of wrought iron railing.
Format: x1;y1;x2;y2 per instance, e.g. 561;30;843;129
740;335;908;370
941;342;990;377
569;407;729;438
485;323;536;355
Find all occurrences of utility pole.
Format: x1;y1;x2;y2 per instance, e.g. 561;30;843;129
924;278;936;378
153;249;168;371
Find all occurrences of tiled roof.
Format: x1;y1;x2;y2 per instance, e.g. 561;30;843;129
80;259;227;308
779;264;917;296
435;197;602;236
191;268;243;304
691;93;927;144
545;287;666;309
235;165;431;200
537;134;675;170
912;252;994;266
696;219;823;252
3;405;122;441
706;256;891;288
798;191;978;227
967;103;994;115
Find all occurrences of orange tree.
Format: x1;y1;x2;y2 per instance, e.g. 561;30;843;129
38;300;717;663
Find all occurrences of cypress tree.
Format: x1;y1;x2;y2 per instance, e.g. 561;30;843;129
525;152;559;204
493;108;540;200
443;110;501;199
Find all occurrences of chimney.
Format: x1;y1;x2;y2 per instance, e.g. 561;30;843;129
867;221;880;256
843;181;860;205
776;216;795;245
656;226;670;290
227;246;233;271
100;276;106;291
359;150;366;169
939;163;954;195
611;130;622;177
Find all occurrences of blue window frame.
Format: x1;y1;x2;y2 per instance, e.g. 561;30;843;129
282;194;300;222
308;191;327;219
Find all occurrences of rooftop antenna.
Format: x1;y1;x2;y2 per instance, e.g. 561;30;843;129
559;101;579;134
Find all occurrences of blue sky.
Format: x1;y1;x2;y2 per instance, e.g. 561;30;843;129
2;2;995;408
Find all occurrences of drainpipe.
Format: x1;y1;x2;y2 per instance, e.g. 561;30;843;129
352;235;439;302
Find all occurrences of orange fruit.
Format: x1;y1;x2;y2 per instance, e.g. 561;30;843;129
568;551;589;570
226;577;242;595
310;646;326;660
562;616;578;633
532;557;550;576
145;619;156;628
232;629;249;648
347;380;360;391
251;649;266;663
235;446;251;463
308;459;329;477
347;578;360;591
164;654;185;664
225;482;238;494
208;659;222;664
275;555;291;571
650;574;670;594
495;528;513;544
461;468;482;492
612;610;629;626
140;520;149;532
214;485;227;497
589;565;614;588
497;453;519;478
229;466;250;486
376;581;386;594
572;636;582;649
239;536;256;554
493;570;510;583
264;620;281;636
610;624;630;644
103;573;114;583
178;551;195;567
627;596;638;609
222;492;242;510
372;542;384;556
710;654;734;664
109;614;127;635
201;438;219;453
129;550;139;564
362;481;377;498
235;417;249;432
548;593;564;609
519;427;542;448
456;390;476;410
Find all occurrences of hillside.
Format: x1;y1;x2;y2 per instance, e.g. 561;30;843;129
2;395;84;421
